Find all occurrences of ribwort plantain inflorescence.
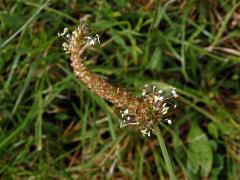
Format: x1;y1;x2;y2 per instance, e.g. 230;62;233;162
58;23;178;137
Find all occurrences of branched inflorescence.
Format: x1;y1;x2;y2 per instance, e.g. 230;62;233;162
58;23;178;137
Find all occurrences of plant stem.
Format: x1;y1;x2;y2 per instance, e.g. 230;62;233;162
154;124;176;180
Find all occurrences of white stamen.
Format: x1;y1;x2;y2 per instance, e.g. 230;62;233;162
62;42;68;48
162;107;169;112
167;119;172;124
60;28;68;36
66;34;71;38
154;96;163;102
124;109;128;115
89;39;96;45
171;87;178;98
121;122;139;128
148;132;151;137
162;111;167;115
85;36;91;40
141;129;148;136
96;34;100;44
63;28;68;33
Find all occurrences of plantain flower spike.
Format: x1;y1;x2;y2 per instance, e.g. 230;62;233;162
58;22;178;137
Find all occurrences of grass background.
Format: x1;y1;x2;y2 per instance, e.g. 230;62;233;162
0;0;240;179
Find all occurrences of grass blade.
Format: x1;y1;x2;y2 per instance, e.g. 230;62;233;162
0;0;50;49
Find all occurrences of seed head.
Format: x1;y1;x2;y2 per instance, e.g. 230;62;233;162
58;24;178;137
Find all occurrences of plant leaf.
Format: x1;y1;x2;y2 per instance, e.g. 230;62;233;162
187;122;213;177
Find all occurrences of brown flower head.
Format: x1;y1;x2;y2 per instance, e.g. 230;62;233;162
58;23;178;136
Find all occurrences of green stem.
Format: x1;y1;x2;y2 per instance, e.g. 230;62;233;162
154;124;176;180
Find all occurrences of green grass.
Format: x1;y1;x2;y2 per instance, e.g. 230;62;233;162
0;0;240;179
